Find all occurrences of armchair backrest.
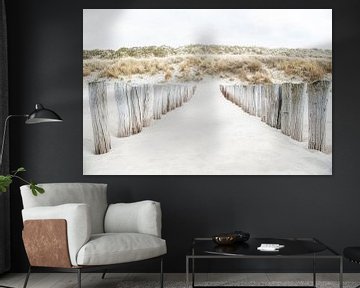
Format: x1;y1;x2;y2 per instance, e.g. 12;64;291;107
20;183;108;234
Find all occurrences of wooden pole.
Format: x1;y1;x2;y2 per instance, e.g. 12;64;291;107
264;84;281;129
114;82;132;137
114;83;197;138
281;83;292;136
153;85;164;120
130;85;144;135
161;85;169;115
142;84;154;127
289;83;306;141
260;85;267;123
255;85;262;117
307;80;331;151
88;81;111;154
220;82;331;153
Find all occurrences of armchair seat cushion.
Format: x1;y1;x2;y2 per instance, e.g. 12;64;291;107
76;233;167;266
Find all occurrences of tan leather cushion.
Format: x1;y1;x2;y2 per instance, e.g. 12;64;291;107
22;204;91;266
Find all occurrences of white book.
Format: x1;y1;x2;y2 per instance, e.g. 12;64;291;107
257;243;285;251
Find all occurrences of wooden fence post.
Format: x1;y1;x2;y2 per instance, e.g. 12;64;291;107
281;83;292;136
289;83;306;141
255;85;262;117
220;82;330;153
129;85;144;135
89;81;111;154
114;82;132;137
250;85;257;116
113;82;197;139
142;84;154;127
161;85;169;115
260;85;267;123
307;80;331;151
184;85;192;102
264;84;281;129
153;84;164;120
235;85;239;105
176;85;182;107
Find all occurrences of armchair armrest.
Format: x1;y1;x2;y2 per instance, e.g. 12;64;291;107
22;203;91;266
104;200;162;237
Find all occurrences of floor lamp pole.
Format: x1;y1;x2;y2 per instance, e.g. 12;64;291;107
0;115;28;169
0;116;27;288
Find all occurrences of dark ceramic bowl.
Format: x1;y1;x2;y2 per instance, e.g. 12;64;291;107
212;233;238;245
212;231;250;246
233;230;250;242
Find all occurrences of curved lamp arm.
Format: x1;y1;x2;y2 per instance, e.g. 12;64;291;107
0;104;63;170
0;114;28;169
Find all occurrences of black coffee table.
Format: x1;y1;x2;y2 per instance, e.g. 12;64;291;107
186;237;342;288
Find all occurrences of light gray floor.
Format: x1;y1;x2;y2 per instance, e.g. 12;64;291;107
1;273;360;288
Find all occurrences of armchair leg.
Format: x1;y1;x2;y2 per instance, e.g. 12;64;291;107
101;270;107;279
160;257;164;288
77;269;81;288
23;266;31;288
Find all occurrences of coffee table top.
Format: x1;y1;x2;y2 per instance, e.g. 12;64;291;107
190;238;340;258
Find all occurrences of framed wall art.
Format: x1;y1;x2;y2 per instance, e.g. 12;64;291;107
83;9;332;175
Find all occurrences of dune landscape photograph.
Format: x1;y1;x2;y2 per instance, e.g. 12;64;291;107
83;9;332;175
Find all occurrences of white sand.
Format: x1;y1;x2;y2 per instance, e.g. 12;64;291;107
83;78;332;175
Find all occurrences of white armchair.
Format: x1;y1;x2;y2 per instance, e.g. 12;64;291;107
20;183;166;288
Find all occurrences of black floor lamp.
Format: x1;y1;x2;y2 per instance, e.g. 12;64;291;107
0;103;62;288
0;103;63;167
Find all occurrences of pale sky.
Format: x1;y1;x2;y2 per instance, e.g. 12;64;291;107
83;9;332;50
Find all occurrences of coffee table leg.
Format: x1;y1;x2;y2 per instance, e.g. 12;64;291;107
313;255;316;287
186;257;189;288
192;257;195;288
339;257;343;288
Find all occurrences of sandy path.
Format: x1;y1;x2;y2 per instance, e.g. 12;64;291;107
83;79;331;175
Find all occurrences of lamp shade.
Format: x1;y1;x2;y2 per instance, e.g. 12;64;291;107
25;104;63;124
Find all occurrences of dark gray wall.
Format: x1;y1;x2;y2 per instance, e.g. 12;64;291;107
5;0;360;273
0;0;10;275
